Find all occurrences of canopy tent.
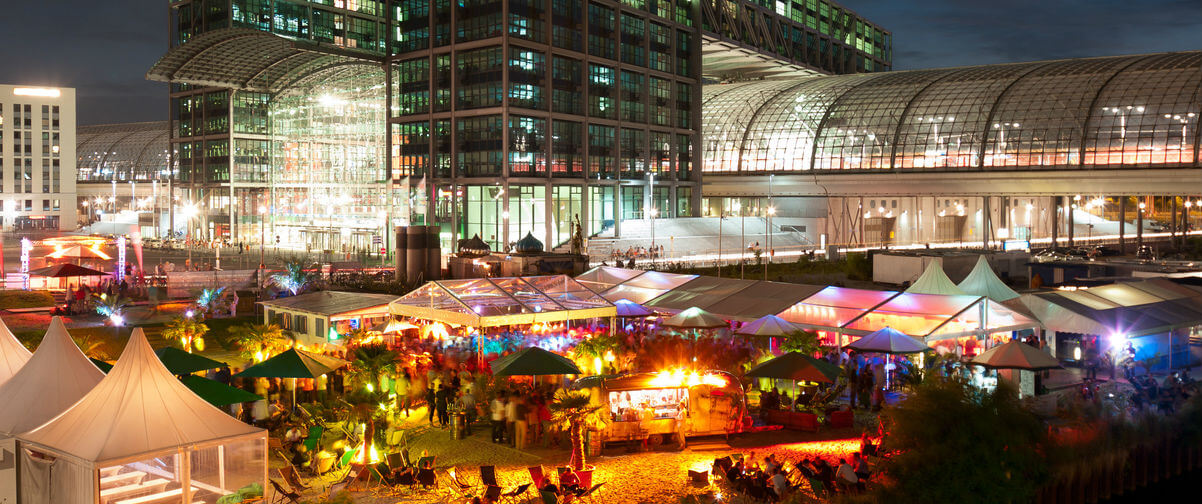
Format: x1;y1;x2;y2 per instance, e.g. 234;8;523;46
746;352;842;383
490;347;583;376
905;259;967;296
777;286;899;329
576;266;646;293
17;329;266;504
370;318;419;334
662;307;729;330
735;315;806;337
644;275;824;321
970;340;1061;370
0;317;31;387
0;317;104;437
390;275;616;327
844;292;1038;341
613;298;654;318
846;326;931;354
592;270;698;304
957;256;1019;302
1019;279;1202;338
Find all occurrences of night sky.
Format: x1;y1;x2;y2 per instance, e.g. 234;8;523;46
0;0;1197;125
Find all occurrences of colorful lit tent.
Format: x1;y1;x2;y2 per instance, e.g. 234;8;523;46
390;275;616;327
735;315;806;337
490;347;582;376
17;329;266;504
905;259;966;296
613;298;654;318
957;256;1020;302
0;317;32;387
661;307;728;330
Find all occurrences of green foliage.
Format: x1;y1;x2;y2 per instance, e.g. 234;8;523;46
549;388;610;470
874;376;1048;503
347;343;399;389
162;316;209;351
0;290;55;309
778;330;820;355
843;252;871;281
572;332;621;361
90;293;130;319
229;323;289;360
272;261;314;296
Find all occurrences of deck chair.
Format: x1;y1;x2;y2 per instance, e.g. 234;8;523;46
577;483;605;504
276;465;312;492
345;463;372;493
539;489;560;504
480;465;500;487
386;452;407;474
444;468;474;498
416;468;437;490
268;479;302;504
301;425;324;452
807;477;828;498
499;483;532;504
483;485;503;502
416;455;435;469
528;466;546;489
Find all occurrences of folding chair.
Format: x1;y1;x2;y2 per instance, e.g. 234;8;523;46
276;465;312;492
576;483;605;504
323;465;360;497
499;482;532;504
483;484;503;503
416;455;436;469
416;468;437;490
539;489;560;504
302;425;324;452
444;468;475;498
345;463;372;492
480;465;500;487
387;452;407;474
528;466;546;489
268;479;302;504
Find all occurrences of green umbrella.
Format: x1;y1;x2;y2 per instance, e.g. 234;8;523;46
155;347;228;375
491;347;582;376
90;357;113;373
234;348;349;378
180;375;263;407
746;351;842;383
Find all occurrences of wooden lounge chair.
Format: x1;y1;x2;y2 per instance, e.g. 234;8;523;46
444;468;475;498
277;465;312;492
539;489;560;504
480;464;500;487
301;425;324;452
268;479;302;504
577;483;605;504
483;485;503;502
416;468;437;489
499;483;532;504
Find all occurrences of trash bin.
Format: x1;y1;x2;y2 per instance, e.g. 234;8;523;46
451;412;466;440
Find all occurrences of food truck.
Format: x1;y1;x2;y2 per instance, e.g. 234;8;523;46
573;369;747;446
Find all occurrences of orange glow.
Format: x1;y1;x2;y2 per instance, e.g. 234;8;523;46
776;438;863;458
649;369;728;388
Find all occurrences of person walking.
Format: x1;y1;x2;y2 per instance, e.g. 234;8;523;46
426;385;438;426
396;370;412;417
435;385;450;427
513;397;530;450
490;394;507;443
505;393;519;447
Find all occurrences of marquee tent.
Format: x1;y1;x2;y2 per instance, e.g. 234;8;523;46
905;260;966;296
390;275;616;327
0;317;104;504
0;317;31;387
17;329;266;504
957;256;1020;302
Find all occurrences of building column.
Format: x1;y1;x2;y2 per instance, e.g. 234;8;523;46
1051;196;1059;246
982;196;990;250
1118;196;1126;253
1067;196;1074;247
1171;197;1178;246
1137;197;1144;249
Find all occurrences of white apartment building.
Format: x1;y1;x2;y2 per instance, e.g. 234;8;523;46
0;84;76;231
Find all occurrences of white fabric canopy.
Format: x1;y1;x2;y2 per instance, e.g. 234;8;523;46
958;255;1020;302
905;259;967;296
19;328;263;464
0;317;103;436
0;317;32;387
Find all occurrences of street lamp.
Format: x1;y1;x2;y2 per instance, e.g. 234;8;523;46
259;204;268;269
649;206;659;265
182;202;199;266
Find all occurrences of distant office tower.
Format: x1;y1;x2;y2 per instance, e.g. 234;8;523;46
0;85;76;231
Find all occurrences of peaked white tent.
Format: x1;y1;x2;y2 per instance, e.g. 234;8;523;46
17;329;266;504
958;256;1020;302
905;259;967;296
0;317;103;504
0;317;32;387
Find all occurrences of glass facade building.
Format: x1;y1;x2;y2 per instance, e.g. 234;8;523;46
157;0;888;253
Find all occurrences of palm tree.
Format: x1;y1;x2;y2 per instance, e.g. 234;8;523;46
163;316;209;353
345;343;400;458
194;287;226;317
549;388;610;471
229;323;289;361
90;293;130;325
271;261;313;296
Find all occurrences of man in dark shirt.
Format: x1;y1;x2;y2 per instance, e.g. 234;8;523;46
435;385;450;427
426;385;438;426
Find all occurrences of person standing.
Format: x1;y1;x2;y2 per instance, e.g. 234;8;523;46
490;394;507;443
435;385;450;427
458;387;476;436
396;369;412;417
426;385;438;426
513;397;530;450
315;373;328;403
504;393;519;447
845;362;859;409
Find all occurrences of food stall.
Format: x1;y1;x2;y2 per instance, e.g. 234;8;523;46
574;369;746;446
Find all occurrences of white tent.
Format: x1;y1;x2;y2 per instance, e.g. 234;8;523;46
17;328;266;504
957;255;1020;302
0;317;32;387
0;317;102;504
0;317;105;437
905;259;967;296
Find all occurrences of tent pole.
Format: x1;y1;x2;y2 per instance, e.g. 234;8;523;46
218;445;226;491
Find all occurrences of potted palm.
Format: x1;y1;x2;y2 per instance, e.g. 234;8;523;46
549;388;610;487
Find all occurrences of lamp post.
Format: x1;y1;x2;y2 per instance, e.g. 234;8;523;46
259;204;267;269
649;206;658;266
182;202;198;267
765;206;775;280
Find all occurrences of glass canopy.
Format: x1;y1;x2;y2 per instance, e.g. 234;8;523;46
390;275;615;327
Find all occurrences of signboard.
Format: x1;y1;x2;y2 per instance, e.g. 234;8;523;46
1003;240;1031;252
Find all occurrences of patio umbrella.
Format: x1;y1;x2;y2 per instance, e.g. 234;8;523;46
235;348;350;379
154;347;227;375
746;351;842;383
613;298;653;318
180;375;263;407
970;340;1062;371
735;314;805;337
846;326;931;354
29;263;110;278
661;307;728;330
490;346;582;376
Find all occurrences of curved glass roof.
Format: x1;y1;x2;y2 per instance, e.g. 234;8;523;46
703;51;1201;173
76;122;173;183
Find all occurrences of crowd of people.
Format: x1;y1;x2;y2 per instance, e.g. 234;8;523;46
714;439;877;502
